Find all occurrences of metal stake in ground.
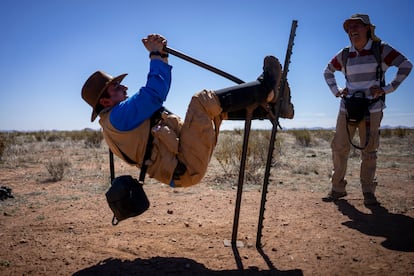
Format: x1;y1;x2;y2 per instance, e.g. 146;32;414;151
256;20;298;248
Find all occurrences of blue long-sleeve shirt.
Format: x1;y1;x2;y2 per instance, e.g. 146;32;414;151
109;59;172;131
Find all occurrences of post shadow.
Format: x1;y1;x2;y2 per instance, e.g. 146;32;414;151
73;256;303;276
232;243;244;270
334;200;414;252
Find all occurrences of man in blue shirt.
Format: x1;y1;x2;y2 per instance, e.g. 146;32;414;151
82;34;287;188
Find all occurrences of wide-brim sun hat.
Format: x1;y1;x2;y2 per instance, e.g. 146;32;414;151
82;71;127;122
343;13;380;41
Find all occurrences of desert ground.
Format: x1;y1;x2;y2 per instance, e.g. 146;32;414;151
0;128;413;275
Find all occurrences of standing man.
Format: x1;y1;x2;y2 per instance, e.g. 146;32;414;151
82;34;292;188
323;14;412;205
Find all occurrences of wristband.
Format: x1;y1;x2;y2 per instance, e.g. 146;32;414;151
149;51;169;58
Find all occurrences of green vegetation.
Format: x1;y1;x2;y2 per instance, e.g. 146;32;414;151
380;127;410;138
214;129;274;185
0;128;412;186
0;129;102;182
45;157;71;181
288;129;312;147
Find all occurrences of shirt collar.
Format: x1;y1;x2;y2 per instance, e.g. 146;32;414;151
350;38;373;52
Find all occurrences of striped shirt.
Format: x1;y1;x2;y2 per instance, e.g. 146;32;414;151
324;39;412;112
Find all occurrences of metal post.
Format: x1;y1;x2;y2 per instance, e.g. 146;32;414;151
231;107;255;246
164;46;245;84
109;150;115;182
256;20;298;248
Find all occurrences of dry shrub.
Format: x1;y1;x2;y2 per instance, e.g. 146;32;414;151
45;157;71;182
214;129;273;185
214;131;242;176
84;131;103;148
290;129;312;147
393;127;409;138
312;129;335;142
381;127;411;138
0;135;6;161
380;128;393;138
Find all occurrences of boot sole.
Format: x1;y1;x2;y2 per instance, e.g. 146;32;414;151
263;56;282;104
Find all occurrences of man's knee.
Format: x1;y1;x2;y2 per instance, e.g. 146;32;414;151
191;90;222;118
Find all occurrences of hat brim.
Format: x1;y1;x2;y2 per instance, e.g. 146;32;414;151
90;73;128;122
343;18;366;32
342;20;380;42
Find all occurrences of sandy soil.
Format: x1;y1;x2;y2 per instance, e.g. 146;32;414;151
0;130;413;275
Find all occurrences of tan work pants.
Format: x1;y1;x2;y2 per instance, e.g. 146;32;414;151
173;90;223;187
330;111;383;194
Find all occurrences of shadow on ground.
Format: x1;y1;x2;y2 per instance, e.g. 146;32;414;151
73;256;303;276
335;200;414;252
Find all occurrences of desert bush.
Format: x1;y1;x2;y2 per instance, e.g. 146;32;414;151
84;131;103;148
290;129;312;147
0;135;6;161
30;131;59;142
214;129;273;185
381;127;411;138
45;157;71;181
214;132;242;176
380;128;393;138
393;127;409;138
312;129;335;142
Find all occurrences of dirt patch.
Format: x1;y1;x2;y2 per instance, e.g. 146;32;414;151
0;131;413;275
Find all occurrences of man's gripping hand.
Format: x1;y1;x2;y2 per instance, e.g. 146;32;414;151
142;34;168;61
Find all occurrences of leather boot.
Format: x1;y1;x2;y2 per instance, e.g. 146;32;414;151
226;76;294;120
215;56;281;115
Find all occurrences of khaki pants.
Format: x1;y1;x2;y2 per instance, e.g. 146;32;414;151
330;111;383;194
173;90;223;187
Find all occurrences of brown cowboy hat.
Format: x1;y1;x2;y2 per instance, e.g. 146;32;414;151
82;71;127;122
343;13;380;41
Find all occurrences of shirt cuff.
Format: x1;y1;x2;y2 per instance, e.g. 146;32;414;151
382;84;393;94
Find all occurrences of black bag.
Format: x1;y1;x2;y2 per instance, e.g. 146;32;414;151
344;91;370;125
105;175;150;225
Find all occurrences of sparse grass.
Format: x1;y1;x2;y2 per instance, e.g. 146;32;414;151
0;130;103;169
380;127;412;138
0;260;10;267
0;136;5;161
45;157;71;181
1;128;413;205
289;129;312;147
312;129;335;142
83;131;103;148
214;129;275;185
36;215;46;221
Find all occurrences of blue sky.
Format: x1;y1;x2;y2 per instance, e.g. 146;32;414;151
1;0;413;131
